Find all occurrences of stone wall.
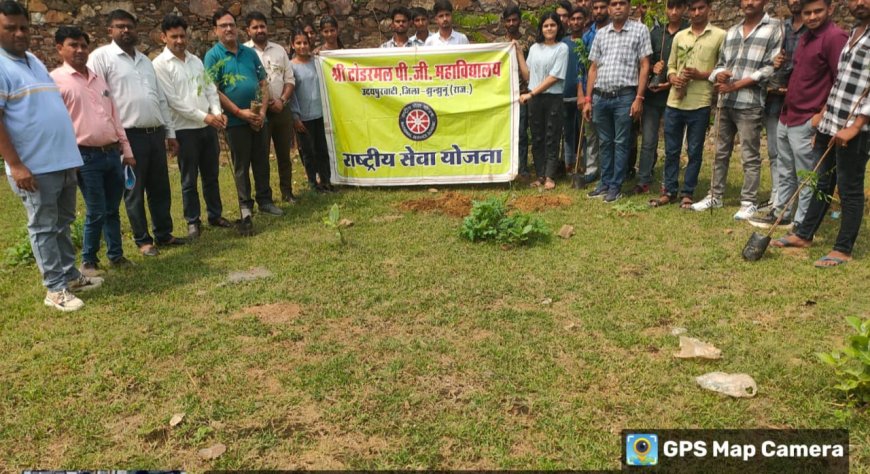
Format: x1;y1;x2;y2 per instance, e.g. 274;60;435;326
24;0;856;69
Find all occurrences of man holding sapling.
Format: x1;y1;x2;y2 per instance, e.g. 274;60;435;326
771;0;870;267
690;0;781;220
153;14;233;240
748;0;846;230
205;8;280;235
244;11;298;205
634;0;687;196
88;9;184;257
651;0;724;208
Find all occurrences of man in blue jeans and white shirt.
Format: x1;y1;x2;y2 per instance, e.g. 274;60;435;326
583;0;651;203
0;1;102;312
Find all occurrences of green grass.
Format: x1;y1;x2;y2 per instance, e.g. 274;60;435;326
1;147;869;470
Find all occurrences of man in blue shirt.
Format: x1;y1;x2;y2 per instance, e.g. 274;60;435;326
0;1;102;311
205;8;279;234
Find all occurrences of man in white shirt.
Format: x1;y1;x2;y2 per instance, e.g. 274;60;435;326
88;9;183;257
409;7;430;46
153;14;232;239
423;0;469;46
244;11;297;204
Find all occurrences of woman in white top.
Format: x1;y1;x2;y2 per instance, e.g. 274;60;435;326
516;12;569;190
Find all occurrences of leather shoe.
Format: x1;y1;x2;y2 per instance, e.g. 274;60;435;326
139;244;159;257
209;217;233;228
188;223;201;239
259;203;284;216
158;236;186;246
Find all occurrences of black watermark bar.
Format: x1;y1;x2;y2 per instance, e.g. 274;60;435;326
621;429;849;473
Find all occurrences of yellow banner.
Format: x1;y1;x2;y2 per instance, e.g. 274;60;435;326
316;44;518;186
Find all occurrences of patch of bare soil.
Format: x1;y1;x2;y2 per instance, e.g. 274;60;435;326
512;194;572;212
397;191;472;217
235;303;302;324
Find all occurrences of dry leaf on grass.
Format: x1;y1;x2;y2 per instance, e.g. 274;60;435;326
724;228;734;235
558;224;575;239
338;218;354;228
169;413;185;427
540;297;553;306
198;442;227;460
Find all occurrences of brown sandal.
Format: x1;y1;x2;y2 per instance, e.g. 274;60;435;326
679;195;693;209
648;194;674;207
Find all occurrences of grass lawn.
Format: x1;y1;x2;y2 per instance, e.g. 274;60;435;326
1;146;869;471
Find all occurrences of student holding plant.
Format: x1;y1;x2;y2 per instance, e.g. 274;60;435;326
516;12;570;190
652;0;725;208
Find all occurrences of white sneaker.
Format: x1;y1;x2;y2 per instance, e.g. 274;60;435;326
691;195;722;211
733;201;757;221
68;275;103;292
44;289;84;312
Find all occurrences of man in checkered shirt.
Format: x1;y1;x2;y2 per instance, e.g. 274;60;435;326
690;0;782;220
771;0;870;267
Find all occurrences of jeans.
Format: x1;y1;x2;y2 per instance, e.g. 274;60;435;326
563;100;579;168
176;127;223;224
77;148;124;264
266;107;296;198
663;106;710;197
794;131;870;255
637;103;665;185
709;106;764;203
592;92;633;191
518;102;530;176
765;94;784;206
528;93;564;179
8;169;81;292
125;128;174;246
775;118;818;225
226;124;273;210
296;117;332;187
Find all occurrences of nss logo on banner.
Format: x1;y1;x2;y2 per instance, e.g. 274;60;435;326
399;102;438;141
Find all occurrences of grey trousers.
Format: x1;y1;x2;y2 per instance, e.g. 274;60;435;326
764;94;784;207
584;119;600;176
8;169;82;292
709;106;764;204
775;118;818;224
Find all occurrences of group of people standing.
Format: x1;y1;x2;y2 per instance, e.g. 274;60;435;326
1;0;868;312
507;0;869;269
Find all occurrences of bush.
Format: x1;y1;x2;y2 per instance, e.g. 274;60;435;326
817;316;870;405
460;197;550;246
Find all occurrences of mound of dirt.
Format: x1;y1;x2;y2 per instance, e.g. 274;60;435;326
512;194;572;212
398;191;472;217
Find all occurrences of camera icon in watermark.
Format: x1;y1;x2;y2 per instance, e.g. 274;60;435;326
626;433;659;466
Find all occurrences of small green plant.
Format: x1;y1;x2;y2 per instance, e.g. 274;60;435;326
5;219;84;266
198;56;248;96
612;200;648;216
573;38;590;78
322;204;346;245
817;317;870;405
460;197;550;246
797;168;838;203
452;11;501;29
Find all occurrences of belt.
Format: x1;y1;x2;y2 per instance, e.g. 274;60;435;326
593;86;636;99
125;126;164;134
78;143;119;153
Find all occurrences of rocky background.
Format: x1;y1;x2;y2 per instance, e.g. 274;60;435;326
23;0;856;68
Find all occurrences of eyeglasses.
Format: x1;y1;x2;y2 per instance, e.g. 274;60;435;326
216;23;236;30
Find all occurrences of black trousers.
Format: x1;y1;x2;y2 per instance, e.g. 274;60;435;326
266;107;295;198
225;125;273;211
528;93;564;179
176;127;223;224
124;127;174;246
297;117;332;187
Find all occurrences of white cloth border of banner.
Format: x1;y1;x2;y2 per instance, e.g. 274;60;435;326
315;42;520;186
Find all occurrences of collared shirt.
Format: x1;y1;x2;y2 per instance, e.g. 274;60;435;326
780;21;847;127
152;48;222;132
203;42;267;128
667;23;726;110
50;63;133;158
408;34;427;46
582;22;601;49
0;50;82;175
243;40;295;104
769;17;807;89
289;60;323;122
381;36;418;48
527;41;569;95
87;41;176;137
818;25;870;135
589;20;652;92
709;14;782;110
423;30;469;46
646;21;687;107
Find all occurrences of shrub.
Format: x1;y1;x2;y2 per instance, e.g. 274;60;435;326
817;316;870;405
460;197;550;246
